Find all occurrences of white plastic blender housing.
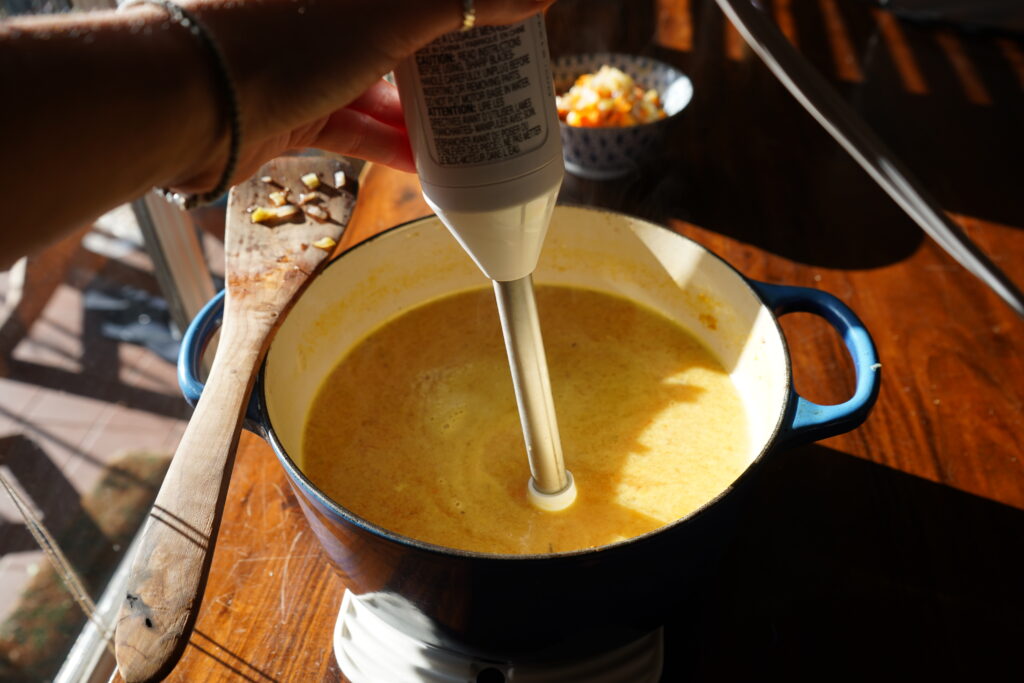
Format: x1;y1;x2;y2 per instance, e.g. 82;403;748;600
395;16;576;508
394;16;564;283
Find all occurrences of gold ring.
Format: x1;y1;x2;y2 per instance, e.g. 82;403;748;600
460;0;476;31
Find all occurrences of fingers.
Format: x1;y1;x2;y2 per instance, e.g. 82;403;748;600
378;0;558;74
402;0;557;46
345;79;406;130
273;0;561;173
312;107;415;173
473;0;557;28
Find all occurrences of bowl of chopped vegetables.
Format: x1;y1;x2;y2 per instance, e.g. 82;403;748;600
552;53;693;179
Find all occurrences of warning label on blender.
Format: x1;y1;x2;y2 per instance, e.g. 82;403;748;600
415;22;549;166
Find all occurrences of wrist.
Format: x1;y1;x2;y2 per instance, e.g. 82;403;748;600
119;0;240;208
111;2;232;197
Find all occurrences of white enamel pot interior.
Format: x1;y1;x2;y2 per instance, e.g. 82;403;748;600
263;205;790;478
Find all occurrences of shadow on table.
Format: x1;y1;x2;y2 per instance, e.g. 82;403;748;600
0;438;168;681
552;0;1024;272
188;630;283;682
660;443;1024;681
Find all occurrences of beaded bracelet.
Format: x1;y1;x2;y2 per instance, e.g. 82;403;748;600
119;0;241;210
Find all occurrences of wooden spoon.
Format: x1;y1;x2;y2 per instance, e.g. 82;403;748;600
113;156;358;682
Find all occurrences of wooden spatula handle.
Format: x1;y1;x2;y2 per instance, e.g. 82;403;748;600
113;155;357;682
114;326;264;683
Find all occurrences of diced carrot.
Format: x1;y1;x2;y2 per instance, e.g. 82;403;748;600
558;65;667;128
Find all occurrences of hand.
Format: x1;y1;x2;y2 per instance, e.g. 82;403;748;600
168;0;557;192
0;0;555;264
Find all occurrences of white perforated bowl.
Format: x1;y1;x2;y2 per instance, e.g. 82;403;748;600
552;53;693;180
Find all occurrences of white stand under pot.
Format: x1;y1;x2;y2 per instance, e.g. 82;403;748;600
334;591;664;683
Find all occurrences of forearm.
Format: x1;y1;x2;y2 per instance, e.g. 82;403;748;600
0;0;554;267
0;9;223;265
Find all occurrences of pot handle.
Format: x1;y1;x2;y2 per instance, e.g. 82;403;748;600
178;289;265;434
750;281;881;445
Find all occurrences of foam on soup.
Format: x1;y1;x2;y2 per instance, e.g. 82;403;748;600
300;285;748;555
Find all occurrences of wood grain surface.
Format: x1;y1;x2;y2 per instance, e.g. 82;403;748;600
123;1;1023;681
113;157;356;682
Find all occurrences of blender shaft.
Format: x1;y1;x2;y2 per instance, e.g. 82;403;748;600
493;276;569;495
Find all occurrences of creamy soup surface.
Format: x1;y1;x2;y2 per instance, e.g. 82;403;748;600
301;285;749;555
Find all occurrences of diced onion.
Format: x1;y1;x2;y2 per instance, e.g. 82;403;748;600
557;65;667;128
306;205;330;222
250;204;299;224
250;207;275;223
275;204;300;220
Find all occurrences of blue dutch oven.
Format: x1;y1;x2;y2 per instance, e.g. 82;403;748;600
180;205;879;660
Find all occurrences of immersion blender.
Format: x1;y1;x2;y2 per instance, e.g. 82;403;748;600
395;16;577;511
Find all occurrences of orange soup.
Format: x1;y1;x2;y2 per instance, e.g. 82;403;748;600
300;285;748;555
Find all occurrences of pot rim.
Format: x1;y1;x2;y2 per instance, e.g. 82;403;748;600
258;205;793;562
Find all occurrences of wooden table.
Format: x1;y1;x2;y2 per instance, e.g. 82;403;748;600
154;1;1024;680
